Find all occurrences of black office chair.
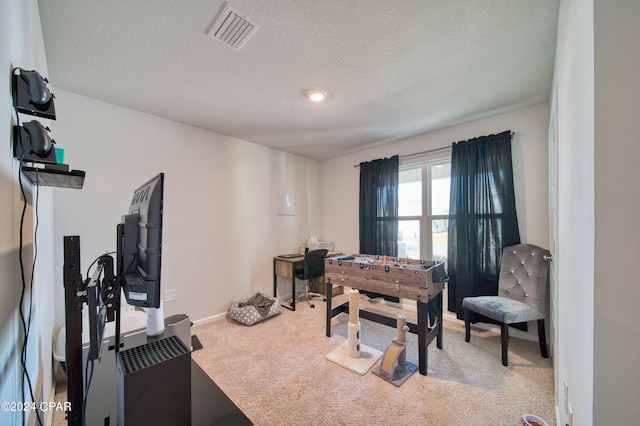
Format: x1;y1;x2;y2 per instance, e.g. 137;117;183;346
295;249;328;308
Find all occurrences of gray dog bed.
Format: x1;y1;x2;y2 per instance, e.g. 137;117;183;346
228;292;281;326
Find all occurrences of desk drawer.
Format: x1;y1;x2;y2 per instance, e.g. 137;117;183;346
274;260;295;278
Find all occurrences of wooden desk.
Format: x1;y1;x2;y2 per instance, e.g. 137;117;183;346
273;255;304;311
324;254;447;375
273;254;343;311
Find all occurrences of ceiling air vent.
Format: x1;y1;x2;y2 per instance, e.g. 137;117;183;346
207;2;259;51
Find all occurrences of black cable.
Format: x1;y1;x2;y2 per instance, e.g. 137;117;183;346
17;159;43;426
15;92;43;426
26;168;38;337
85;251;115;280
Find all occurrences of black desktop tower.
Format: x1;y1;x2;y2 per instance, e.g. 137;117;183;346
117;335;191;425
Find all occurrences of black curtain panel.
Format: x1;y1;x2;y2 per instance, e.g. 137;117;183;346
359;155;399;257
359;155;399;302
447;131;521;319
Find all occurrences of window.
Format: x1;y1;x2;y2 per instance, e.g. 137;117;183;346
398;158;451;266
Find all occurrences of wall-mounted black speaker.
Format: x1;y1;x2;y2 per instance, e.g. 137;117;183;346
12;68;56;120
13;121;57;165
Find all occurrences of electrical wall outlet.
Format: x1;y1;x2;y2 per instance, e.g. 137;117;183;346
163;289;177;302
566;403;573;426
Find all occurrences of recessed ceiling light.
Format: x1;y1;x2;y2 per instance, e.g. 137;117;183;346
305;89;327;102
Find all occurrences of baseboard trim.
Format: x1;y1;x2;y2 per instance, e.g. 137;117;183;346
43;382;56;426
192;312;227;328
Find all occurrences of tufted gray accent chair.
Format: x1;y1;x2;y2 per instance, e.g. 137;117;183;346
462;243;551;366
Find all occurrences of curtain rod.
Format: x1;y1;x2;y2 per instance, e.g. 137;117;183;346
353;145;451;168
353;131;514;168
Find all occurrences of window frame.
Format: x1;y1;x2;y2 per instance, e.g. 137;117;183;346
398;154;451;262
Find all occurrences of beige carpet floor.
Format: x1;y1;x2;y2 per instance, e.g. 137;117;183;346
190;293;555;426
52;293;555;425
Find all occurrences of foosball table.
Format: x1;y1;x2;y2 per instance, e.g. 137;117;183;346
324;254;448;376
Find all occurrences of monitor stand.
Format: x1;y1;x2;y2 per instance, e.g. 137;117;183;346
146;302;165;336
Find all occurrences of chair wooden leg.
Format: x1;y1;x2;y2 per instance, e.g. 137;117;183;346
537;319;549;358
501;323;509;366
464;308;471;342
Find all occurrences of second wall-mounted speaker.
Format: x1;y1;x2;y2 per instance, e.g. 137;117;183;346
13;121;57;165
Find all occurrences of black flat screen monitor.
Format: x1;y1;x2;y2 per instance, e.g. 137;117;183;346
118;173;164;308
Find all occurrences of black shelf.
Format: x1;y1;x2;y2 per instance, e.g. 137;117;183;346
22;165;85;189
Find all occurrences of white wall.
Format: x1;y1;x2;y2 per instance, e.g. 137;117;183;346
1;0;57;425
552;0;595;422
320;103;550;256
593;0;640;423
553;0;640;424
51;89;322;328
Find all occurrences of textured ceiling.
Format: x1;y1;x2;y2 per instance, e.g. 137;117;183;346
37;0;559;160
